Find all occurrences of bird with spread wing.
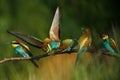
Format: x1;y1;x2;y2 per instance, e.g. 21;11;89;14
7;7;60;54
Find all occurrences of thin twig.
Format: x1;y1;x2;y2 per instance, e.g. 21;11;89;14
0;57;31;63
102;52;120;58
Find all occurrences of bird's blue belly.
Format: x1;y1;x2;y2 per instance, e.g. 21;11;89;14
14;46;29;57
50;41;59;49
103;41;115;53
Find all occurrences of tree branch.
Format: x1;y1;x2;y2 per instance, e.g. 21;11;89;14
0;50;73;64
0;57;31;63
0;50;120;64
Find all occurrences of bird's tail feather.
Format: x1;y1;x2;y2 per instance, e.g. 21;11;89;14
75;47;87;67
30;60;39;68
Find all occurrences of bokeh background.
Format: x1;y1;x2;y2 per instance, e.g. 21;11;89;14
0;0;120;80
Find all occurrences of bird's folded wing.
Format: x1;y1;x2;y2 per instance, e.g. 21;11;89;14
7;30;43;48
110;38;118;51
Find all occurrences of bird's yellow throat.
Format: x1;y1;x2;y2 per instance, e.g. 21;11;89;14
11;44;19;48
102;35;108;40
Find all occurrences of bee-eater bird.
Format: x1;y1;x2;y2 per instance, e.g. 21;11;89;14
100;32;118;54
75;28;92;66
10;40;39;68
60;39;78;53
7;7;60;54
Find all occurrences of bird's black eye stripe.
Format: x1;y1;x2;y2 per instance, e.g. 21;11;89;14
12;42;19;44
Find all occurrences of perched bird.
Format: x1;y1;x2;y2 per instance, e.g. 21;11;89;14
60;39;78;53
7;7;60;54
42;7;60;53
10;40;39;68
100;32;118;54
75;28;92;66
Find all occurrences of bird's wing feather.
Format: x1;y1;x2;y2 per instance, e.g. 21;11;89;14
49;7;60;41
19;43;33;56
7;30;43;48
110;38;118;51
88;35;92;47
79;37;88;49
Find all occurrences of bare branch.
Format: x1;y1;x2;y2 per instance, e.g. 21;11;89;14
0;57;31;64
102;52;120;58
0;50;72;64
0;50;119;64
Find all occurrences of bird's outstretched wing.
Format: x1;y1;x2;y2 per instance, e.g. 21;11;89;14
7;30;43;48
49;7;60;41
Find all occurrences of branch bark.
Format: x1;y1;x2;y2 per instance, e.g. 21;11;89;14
0;57;31;63
0;50;119;64
0;51;72;64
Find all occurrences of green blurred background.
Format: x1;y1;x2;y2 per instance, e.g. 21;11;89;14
0;0;120;80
